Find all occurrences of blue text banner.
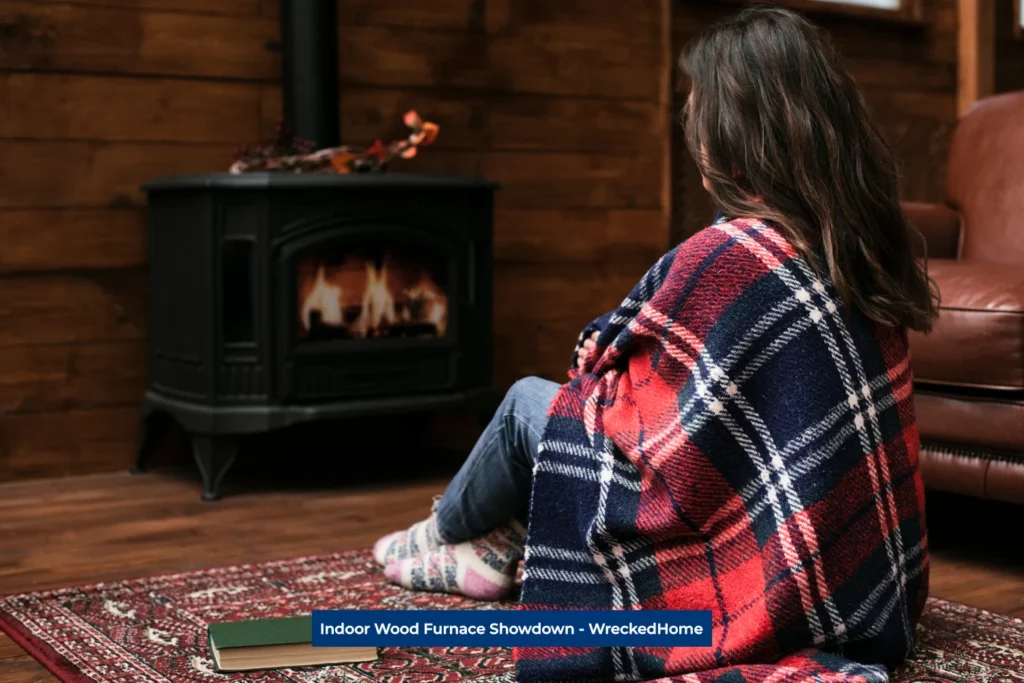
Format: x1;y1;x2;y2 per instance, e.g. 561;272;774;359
312;610;713;647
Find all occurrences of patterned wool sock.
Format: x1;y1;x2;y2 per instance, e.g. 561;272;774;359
383;521;526;601
373;513;446;567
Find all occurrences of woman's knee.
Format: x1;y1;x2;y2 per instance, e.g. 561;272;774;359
509;375;545;393
500;377;560;427
507;376;553;405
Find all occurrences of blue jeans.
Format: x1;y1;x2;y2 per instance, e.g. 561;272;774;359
434;376;561;543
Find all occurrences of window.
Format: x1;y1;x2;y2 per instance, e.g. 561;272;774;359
812;0;903;8
736;0;923;23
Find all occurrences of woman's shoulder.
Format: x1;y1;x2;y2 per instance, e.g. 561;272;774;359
645;216;801;306
678;215;798;265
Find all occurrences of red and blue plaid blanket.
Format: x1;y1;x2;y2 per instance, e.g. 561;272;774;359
516;218;929;683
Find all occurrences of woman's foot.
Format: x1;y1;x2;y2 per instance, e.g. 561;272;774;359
383;522;525;601
373;513;445;567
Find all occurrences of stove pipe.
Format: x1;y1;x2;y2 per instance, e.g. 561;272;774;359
280;0;340;149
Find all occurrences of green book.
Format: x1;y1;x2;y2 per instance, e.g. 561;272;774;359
207;616;377;672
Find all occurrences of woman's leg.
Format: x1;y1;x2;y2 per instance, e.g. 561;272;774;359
374;376;560;599
374;376;560;563
435;375;561;542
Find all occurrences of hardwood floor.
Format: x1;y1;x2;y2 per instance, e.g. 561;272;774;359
919;490;1024;616
1;465;1022;682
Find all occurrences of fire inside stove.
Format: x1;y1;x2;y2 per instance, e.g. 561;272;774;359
296;248;449;342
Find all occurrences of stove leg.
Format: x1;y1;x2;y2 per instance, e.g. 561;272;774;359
132;409;164;474
191;435;239;502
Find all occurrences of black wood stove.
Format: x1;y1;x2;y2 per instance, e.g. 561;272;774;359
134;1;498;499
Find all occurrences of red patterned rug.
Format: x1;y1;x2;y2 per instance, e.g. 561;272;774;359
0;549;1021;682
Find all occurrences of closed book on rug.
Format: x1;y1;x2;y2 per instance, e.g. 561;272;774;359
207;615;377;672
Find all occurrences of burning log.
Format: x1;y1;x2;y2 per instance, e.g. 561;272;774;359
297;253;448;342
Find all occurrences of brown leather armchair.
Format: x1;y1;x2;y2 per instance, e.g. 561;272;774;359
904;91;1024;505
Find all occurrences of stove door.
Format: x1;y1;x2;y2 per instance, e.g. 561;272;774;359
275;220;465;402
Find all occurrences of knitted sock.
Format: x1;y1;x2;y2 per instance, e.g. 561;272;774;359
383;522;526;601
373;513;446;567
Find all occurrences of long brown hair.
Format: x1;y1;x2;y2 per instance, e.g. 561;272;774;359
681;5;938;332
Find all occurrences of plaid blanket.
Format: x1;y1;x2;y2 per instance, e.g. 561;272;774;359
516;218;929;683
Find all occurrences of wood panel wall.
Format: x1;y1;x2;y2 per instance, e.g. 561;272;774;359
671;0;958;242
0;0;966;481
0;0;672;480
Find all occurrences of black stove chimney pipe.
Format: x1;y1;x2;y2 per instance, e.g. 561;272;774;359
280;0;340;149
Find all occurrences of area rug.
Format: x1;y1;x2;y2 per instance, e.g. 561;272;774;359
0;550;1021;683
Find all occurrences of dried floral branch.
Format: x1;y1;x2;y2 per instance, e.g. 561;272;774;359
230;110;440;175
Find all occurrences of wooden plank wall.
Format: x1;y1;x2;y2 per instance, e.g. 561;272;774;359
0;0;672;480
671;0;958;242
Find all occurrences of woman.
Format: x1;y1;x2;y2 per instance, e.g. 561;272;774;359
375;6;934;682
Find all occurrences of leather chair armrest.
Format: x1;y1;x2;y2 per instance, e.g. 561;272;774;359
909;259;1024;391
927;259;1024;311
902;201;962;260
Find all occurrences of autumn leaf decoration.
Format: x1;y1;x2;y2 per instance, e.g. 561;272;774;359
362;139;390;165
230;110;440;175
399;109;440;159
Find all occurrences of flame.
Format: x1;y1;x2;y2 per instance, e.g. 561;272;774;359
358;261;397;337
405;275;447;337
297;254;448;340
300;263;343;331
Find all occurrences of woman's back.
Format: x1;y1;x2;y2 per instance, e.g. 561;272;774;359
517;217;929;683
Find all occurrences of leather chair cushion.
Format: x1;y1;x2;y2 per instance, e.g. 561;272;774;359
919;444;1024;505
915;390;1024;505
914;389;1024;455
909;259;1024;390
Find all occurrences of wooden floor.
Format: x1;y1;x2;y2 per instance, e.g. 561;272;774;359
1;464;1022;682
